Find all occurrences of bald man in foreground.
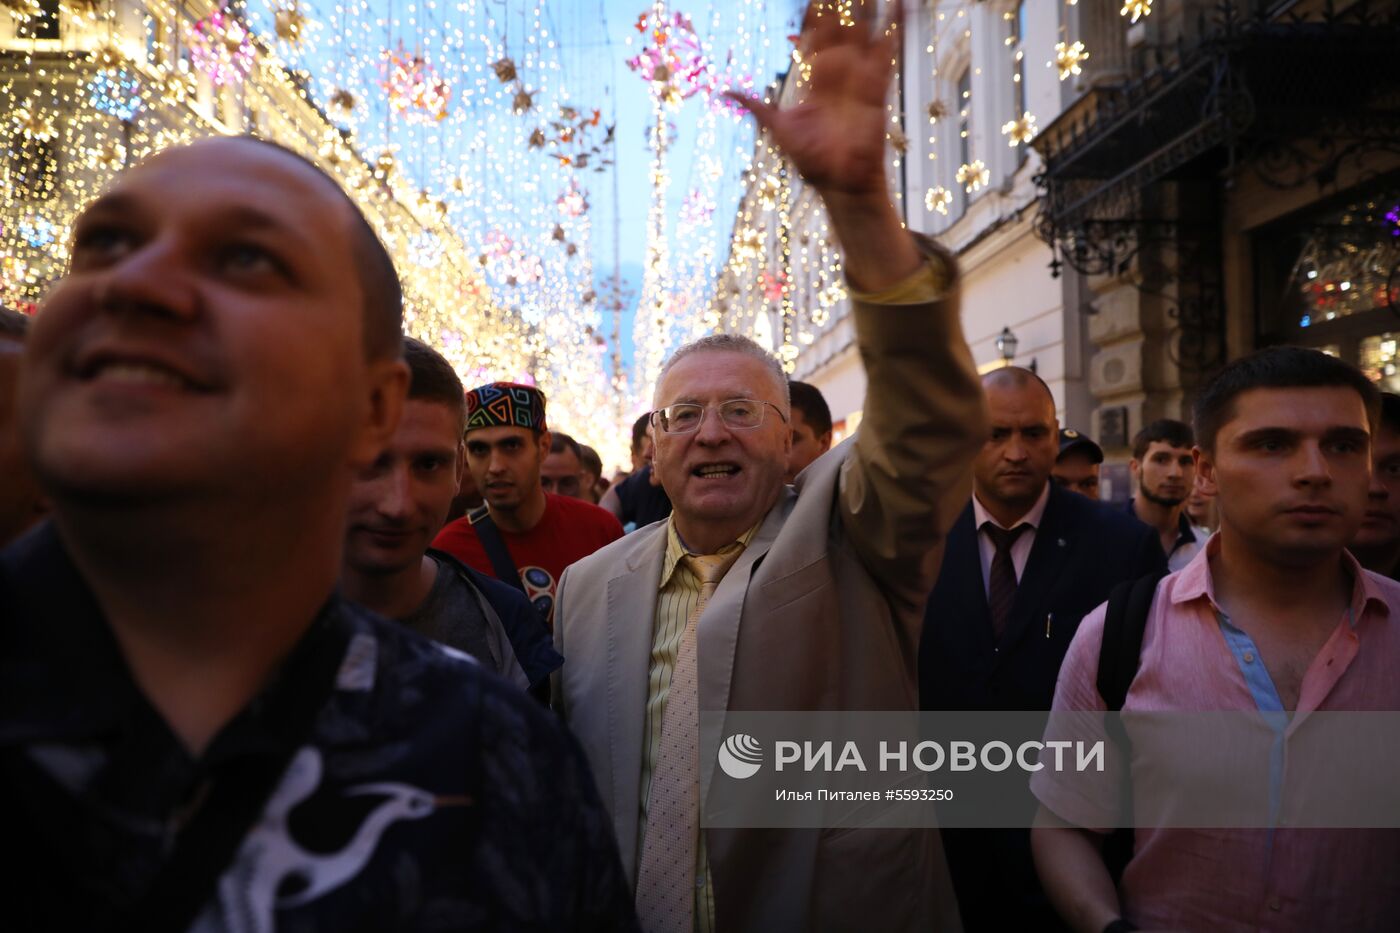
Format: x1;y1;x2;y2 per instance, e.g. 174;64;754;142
918;367;1166;931
0;137;634;931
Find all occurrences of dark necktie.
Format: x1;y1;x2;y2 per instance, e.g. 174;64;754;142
984;523;1029;641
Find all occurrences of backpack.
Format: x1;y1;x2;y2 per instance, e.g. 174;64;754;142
1093;568;1168;883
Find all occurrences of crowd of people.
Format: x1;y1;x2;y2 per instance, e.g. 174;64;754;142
2;4;1398;932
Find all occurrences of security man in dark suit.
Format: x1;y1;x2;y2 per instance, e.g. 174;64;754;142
919;367;1166;932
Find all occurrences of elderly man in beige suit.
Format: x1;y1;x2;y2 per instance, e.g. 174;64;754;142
552;5;986;931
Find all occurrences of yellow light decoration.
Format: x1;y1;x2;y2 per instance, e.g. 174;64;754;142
2;0;792;472
492;57;517;83
757;173;781;210
1001;112;1037;147
925;186;952;215
273;1;304;43
956;160;990;193
1121;0;1153;24
1053;40;1089;81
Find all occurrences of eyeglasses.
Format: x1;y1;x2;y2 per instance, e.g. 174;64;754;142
651;398;789;435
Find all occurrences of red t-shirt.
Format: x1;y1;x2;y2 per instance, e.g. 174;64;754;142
432;492;623;626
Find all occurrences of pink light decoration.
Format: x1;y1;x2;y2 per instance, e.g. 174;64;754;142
483;229;514;259
679;190;714;228
760;270;787;303
380;42;451;124
626;10;713;104
557;185;588;218
188;9;255;87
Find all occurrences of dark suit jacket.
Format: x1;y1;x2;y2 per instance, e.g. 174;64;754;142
918;482;1166;931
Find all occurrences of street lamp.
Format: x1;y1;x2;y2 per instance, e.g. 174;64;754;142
995;326;1018;365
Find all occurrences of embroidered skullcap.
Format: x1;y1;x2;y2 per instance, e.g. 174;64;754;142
464;382;547;433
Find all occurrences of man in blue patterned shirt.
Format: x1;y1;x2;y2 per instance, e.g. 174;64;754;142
0;136;635;932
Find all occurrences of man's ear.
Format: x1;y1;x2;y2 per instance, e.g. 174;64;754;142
818;429;833;453
1193;446;1217;496
538;429;552;461
349;357;409;470
1129;459;1141;481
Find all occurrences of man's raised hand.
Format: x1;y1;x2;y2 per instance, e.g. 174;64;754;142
725;1;903;202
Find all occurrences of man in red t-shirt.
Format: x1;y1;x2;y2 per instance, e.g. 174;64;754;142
433;381;622;626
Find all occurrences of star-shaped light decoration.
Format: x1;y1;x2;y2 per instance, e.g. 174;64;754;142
188;9;256;87
552;224;566;242
757;174;782;210
329;87;356;116
93;42;124;70
1001;111;1038;147
373;150;395;179
1120;0;1153;23
273;1;305;43
528;127;546;149
759;269;788;303
888;128;909;154
1053;41;1088;81
927;100;948;124
164;71;195;105
96;140;126;171
381;43;451;123
734;227;764;261
557;184;587;217
492;57;517;83
14;103;57;141
956;160;990;193
924;186;952;215
512;87;535;114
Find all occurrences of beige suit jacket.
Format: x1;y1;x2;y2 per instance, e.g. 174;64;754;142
553;245;985;932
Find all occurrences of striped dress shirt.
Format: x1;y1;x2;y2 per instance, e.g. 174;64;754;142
638;519;759;933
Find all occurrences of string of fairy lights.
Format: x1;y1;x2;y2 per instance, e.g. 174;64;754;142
3;0;1156;445
1;0;800;469
716;0;1157;377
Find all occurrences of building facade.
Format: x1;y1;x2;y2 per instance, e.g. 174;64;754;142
716;0;1399;496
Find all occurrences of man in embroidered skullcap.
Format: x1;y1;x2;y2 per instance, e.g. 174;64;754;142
432;381;621;627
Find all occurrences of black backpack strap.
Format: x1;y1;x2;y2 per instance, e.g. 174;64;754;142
469;505;526;596
120;613;352;933
1094;568;1165;886
1096;569;1165;712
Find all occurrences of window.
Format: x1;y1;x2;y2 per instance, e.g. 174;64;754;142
957;68;972;169
1011;2;1029;166
147;15;166;66
17;0;61;40
954;67;972;217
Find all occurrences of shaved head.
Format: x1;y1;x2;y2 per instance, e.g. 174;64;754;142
975;366;1059;524
982;366;1054;417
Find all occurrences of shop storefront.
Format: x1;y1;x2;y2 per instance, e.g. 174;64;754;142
1256;179;1400;390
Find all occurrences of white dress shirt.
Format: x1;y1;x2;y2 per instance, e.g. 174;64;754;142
972;483;1051;597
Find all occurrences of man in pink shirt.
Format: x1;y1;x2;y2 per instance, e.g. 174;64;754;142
1031;346;1400;933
